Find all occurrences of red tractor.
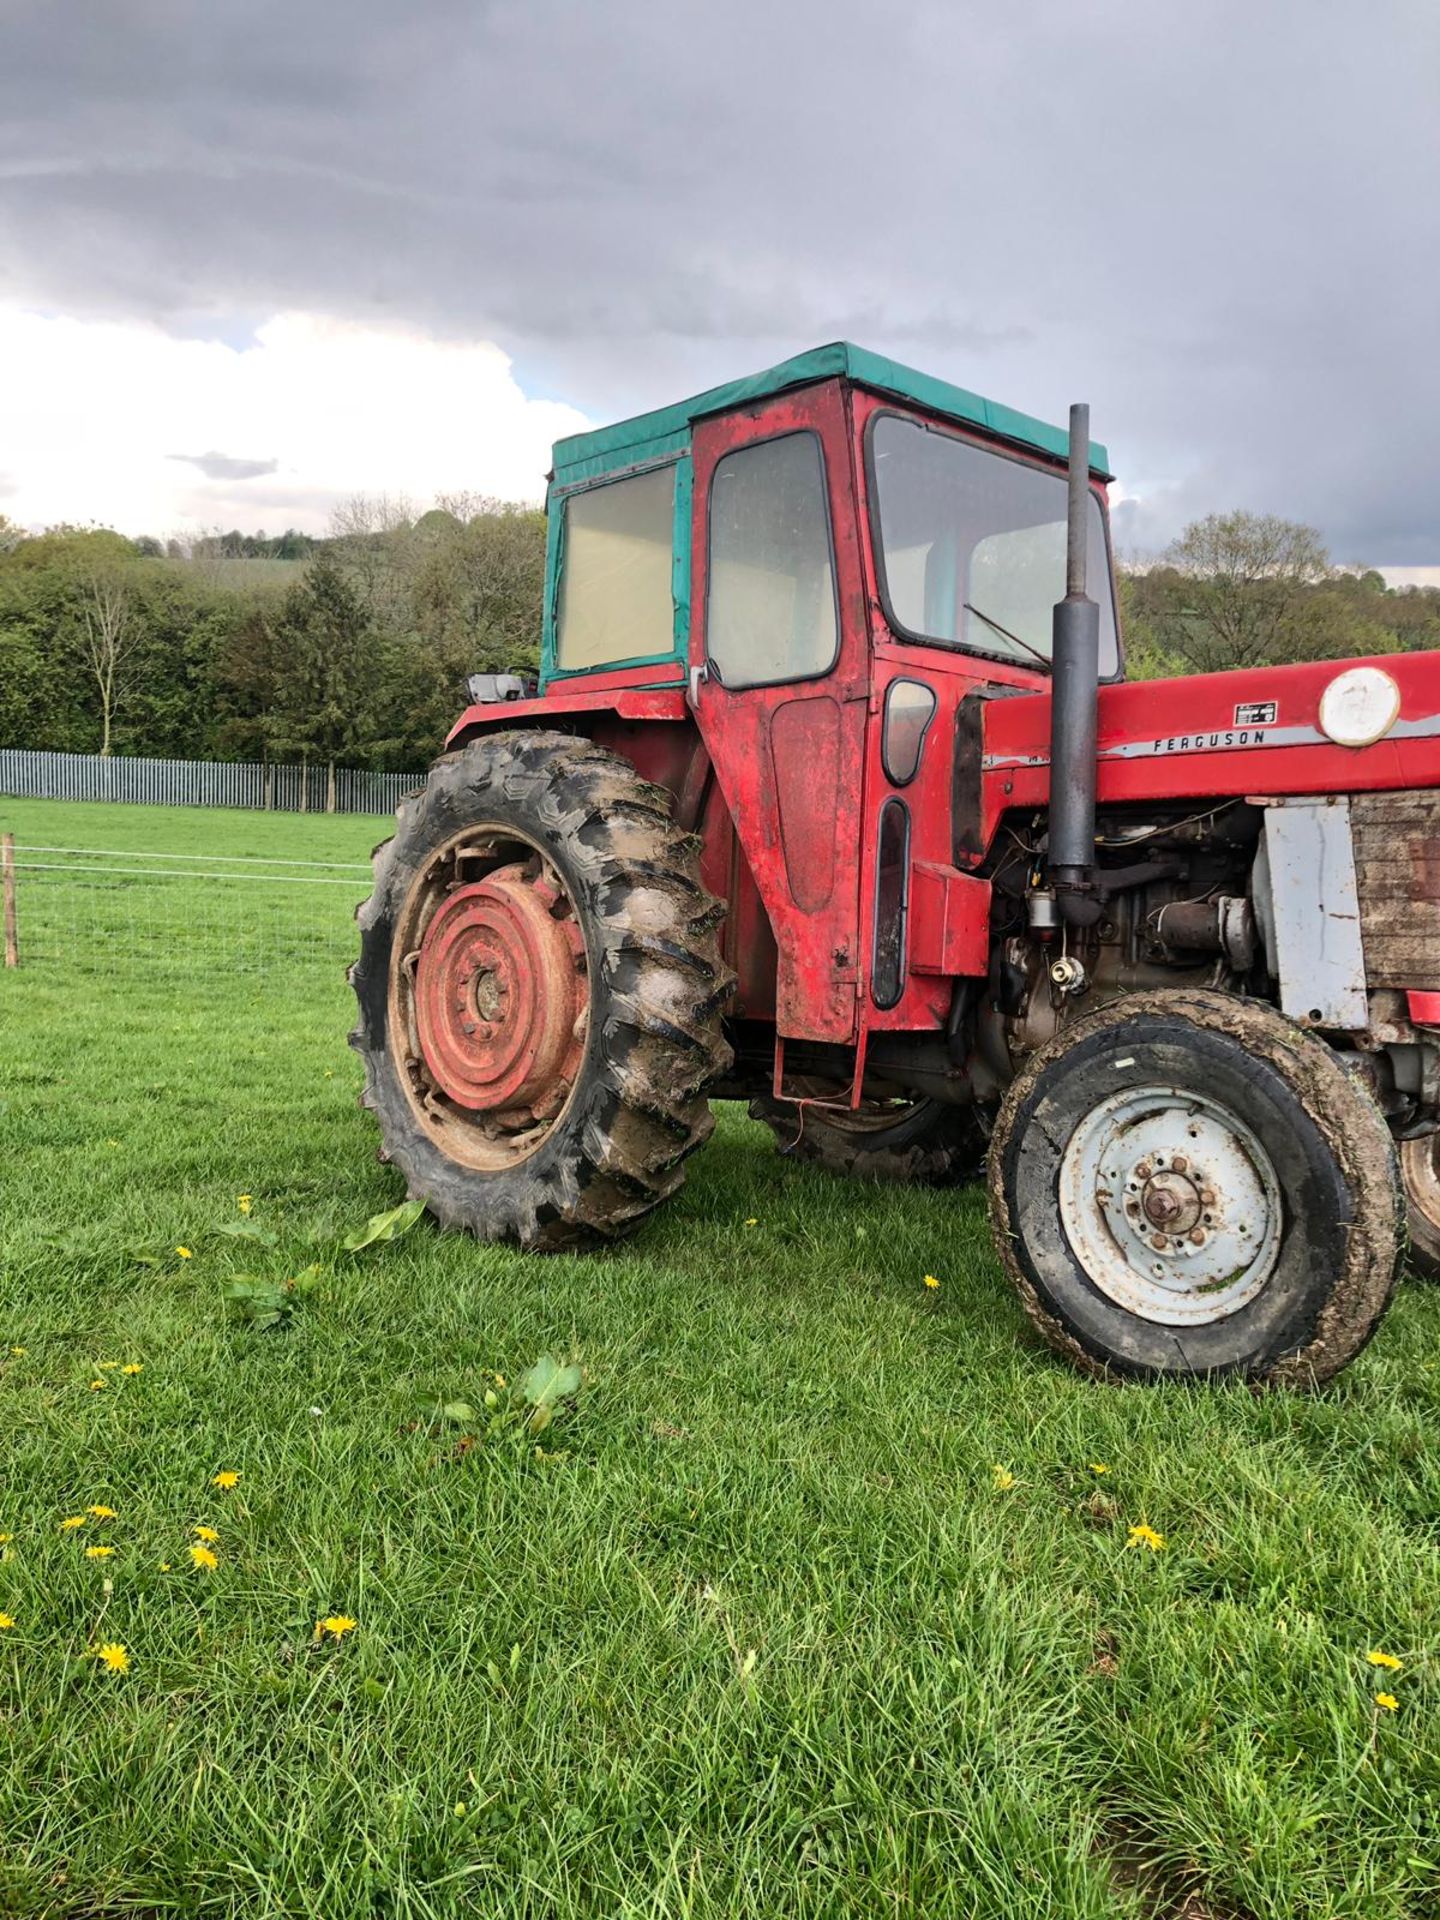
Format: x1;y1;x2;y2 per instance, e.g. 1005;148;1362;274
351;343;1440;1386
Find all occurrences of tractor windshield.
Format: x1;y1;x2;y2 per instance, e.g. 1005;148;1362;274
868;412;1119;674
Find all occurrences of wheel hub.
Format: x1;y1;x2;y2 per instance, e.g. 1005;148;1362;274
412;863;586;1115
1059;1085;1283;1325
1139;1168;1202;1233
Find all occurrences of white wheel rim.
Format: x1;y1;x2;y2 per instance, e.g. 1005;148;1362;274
1058;1083;1283;1326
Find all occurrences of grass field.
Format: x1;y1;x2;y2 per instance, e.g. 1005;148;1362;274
1;796;1437;1920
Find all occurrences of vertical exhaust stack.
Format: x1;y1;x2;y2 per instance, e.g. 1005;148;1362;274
1047;403;1100;921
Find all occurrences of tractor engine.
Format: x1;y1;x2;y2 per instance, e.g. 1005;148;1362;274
987;794;1440;1141
987;801;1262;1066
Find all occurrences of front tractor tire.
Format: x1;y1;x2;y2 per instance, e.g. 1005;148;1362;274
987;990;1401;1386
350;732;733;1251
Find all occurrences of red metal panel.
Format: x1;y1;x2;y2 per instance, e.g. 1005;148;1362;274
979;654;1440;848
445;686;688;749
688;380;869;1044
909;863;992;976
770;695;842;909
1408;990;1440;1025
846;387;1056;1035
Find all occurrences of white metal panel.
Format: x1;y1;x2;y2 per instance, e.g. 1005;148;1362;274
1260;798;1368;1029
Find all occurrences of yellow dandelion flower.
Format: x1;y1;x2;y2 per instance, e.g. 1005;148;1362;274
992;1465;1017;1491
59;1515;87;1531
9;1347;26;1358
212;1471;240;1490
95;1641;130;1674
0;1533;12;1544
743;1217;758;1228
121;1363;143;1376
1367;1650;1403;1672
314;1614;357;1642
923;1274;941;1290
1089;1463;1111;1475
0;1613;14;1629
1375;1691;1398;1712
237;1194;253;1215
160;1562;172;1571
494;1374;506;1388
192;1525;219;1544
97;1360;119;1370
85;1545;115;1559
88;1379;107;1391
88;1505;117;1519
189;1543;218;1571
1127;1523;1166;1552
176;1246;193;1259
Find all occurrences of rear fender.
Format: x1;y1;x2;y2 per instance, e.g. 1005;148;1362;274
444;688;778;1021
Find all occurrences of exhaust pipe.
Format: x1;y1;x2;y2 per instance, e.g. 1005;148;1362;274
1047;402;1100;922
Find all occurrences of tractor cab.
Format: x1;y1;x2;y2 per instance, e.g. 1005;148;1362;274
453;343;1119;1075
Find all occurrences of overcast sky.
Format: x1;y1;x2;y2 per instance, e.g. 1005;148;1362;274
1;0;1437;565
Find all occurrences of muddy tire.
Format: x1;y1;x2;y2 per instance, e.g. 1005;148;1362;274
987;989;1401;1385
748;1095;987;1186
1400;1134;1440;1279
349;731;734;1250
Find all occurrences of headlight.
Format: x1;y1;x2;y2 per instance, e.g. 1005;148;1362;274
1318;666;1400;748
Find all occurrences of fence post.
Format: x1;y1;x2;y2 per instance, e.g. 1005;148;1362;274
326;760;336;814
3;832;17;968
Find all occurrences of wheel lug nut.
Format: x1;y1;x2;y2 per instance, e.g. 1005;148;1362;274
1189;1228;1206;1245
1151;1233;1168;1251
1171;1155;1187;1173
1200;1188;1216;1207
1135;1162;1152;1180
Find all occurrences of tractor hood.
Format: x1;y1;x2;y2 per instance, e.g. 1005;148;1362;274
977;650;1440;848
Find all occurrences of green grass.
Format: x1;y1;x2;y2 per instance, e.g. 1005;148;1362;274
1;797;1437;1920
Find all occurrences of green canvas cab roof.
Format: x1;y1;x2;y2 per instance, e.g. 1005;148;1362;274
549;341;1111;488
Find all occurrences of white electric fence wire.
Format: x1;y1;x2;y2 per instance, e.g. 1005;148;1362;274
16;844;373;871
15;862;364;886
6;843;375;976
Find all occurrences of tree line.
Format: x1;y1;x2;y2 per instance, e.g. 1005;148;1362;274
1;501;1436;769
1120;513;1440;679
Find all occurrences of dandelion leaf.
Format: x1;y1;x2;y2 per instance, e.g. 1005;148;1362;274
516;1355;581;1411
341;1198;427;1251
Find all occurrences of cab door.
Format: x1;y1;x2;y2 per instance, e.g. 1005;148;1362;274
688;381;868;1044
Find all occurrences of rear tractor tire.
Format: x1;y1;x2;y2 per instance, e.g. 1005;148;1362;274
749;1094;987;1186
1400;1134;1440;1279
349;731;734;1250
987;989;1401;1385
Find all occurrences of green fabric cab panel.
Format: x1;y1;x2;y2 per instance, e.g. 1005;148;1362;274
542;454;690;688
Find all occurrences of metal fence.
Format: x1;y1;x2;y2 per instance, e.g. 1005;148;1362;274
0;749;424;815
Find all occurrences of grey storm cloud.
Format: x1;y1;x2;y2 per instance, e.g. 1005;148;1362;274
168;450;279;481
1;0;1437;559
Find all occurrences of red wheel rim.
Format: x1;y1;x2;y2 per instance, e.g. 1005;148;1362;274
412;862;586;1116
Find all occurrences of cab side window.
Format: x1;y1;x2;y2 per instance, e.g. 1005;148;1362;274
556;464;676;671
707;432;838;688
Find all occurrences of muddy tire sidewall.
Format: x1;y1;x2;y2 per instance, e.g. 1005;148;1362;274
989;991;1400;1384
